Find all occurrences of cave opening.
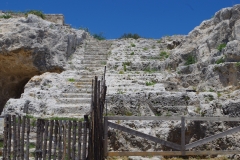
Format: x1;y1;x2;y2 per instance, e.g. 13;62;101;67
0;49;43;114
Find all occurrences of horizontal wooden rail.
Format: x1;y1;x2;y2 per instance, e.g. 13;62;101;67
186;125;240;150
108;150;240;156
108;122;181;150
106;116;240;121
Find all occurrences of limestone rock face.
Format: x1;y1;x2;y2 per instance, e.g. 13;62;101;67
0;14;87;112
3;4;240;158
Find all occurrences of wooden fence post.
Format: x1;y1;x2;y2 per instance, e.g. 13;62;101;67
58;120;63;160
67;121;72;160
104;117;108;157
21;115;26;160
12;115;17;160
53;120;58;160
17;116;21;159
72;120;77;160
26;117;30;160
7;115;11;160
181;117;185;156
3;114;9;160
48;120;54;160
43;120;49;159
82;121;87;160
78;122;82;160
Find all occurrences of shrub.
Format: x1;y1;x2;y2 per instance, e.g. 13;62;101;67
217;43;226;52
68;78;75;82
185;55;196;65
146;81;156;86
143;47;148;51
130;52;134;55
119;33;141;39
79;27;89;32
93;32;105;40
160;51;169;59
216;57;225;64
131;43;136;47
25;10;45;19
235;62;240;67
0;14;11;19
119;70;124;74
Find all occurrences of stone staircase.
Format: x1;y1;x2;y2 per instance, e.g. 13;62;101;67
52;38;111;117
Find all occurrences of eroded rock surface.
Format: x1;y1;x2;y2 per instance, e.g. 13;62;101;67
2;4;240;159
0;14;86;113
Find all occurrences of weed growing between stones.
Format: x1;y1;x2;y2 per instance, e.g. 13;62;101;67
235;62;240;67
131;43;136;47
93;32;105;40
119;33;141;39
68;78;75;82
25;10;45;19
0;14;11;19
217;43;226;51
216;57;225;64
160;51;169;59
119;70;124;74
146;81;156;86
185;55;196;65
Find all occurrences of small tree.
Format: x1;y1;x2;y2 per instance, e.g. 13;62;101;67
119;33;141;39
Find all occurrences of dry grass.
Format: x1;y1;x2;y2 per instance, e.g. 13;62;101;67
107;157;129;160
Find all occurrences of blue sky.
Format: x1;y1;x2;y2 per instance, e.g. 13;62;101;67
2;0;240;39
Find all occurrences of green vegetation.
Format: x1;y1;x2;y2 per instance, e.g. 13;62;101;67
131;43;136;47
216;57;225;64
0;141;3;148
209;88;214;92
217;43;226;52
185;55;196;65
160;51;169;59
68;78;75;82
146;81;156;86
144;66;157;73
130;52;134;55
166;111;172;116
93;32;106;40
208;95;214;101
117;89;124;94
123;61;131;71
217;92;222;98
101;61;107;65
119;70;124;74
157;39;162;43
79;27;89;32
0;14;11;19
29;142;36;149
235;62;240;67
195;106;201;114
125;111;133;116
143;47;148;51
25;10;45;19
119;33;141;39
48;116;84;121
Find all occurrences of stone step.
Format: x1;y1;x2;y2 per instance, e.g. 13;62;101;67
57;98;91;104
84;56;108;60
49;104;90;115
82;64;105;68
64;76;104;82
60;93;91;98
71;66;105;71
84;51;108;55
82;60;107;64
62;89;92;94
